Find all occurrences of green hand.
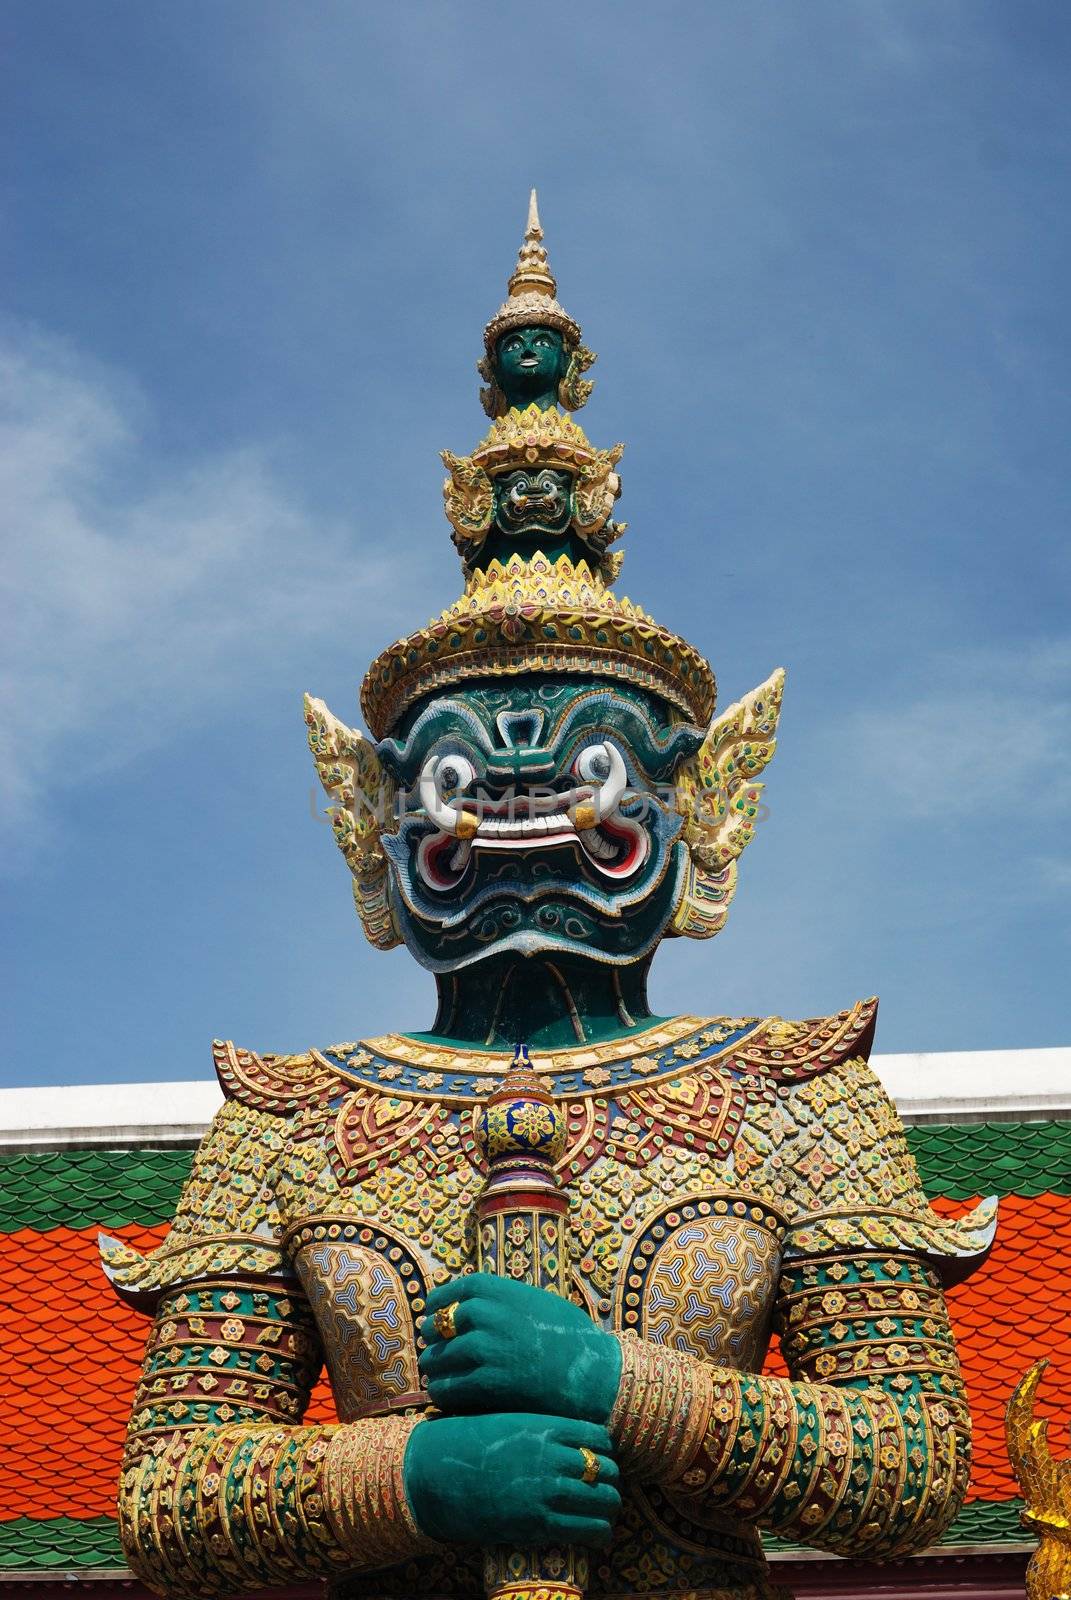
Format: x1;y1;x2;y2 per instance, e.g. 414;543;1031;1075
404;1412;620;1548
420;1274;622;1422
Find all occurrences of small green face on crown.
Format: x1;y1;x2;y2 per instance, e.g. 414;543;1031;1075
493;325;570;412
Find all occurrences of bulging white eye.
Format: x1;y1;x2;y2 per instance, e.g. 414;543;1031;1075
434;754;475;794
418;753;477;837
575;743;614;783
573;742;628;820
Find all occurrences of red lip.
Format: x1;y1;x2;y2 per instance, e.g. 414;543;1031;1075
584;814;649;878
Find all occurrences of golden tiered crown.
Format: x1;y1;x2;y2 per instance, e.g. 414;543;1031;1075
359;551;717;741
362;198;717;739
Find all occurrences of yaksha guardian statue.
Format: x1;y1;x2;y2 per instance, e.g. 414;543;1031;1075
106;194;996;1600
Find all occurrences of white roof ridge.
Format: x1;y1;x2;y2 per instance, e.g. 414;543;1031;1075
0;1045;1067;1148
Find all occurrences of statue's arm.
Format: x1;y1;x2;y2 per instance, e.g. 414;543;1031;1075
609;1247;970;1558
607;1053;994;1559
110;1099;435;1597
118;1285;433;1595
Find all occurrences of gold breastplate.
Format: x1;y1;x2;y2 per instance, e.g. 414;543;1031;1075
275;1019;790;1424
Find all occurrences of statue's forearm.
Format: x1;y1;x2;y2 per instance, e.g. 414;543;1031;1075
609;1254;971;1559
119;1413;430;1595
117;1280;433;1595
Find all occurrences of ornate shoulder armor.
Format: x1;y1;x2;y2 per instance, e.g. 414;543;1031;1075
100;1039;346;1314
731;996;879;1083
769;1006;996;1286
211;1037;348;1114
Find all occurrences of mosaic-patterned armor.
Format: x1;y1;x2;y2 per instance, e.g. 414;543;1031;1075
107;195;995;1600
106;1004;994;1597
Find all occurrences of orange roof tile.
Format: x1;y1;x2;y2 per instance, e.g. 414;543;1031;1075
0;1223;336;1523
938;1191;1071;1500
3;1194;1069;1525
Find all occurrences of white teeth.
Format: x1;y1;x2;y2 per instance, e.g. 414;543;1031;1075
472;813;578;849
474;812;574;840
579;827;617;860
449;840;472;872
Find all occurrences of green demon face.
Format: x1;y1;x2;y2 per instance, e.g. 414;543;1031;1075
493;325;569;411
493;467;573;541
376;679;703;972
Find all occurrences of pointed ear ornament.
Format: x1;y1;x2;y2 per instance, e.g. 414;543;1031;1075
441;449;494;551
304;694;401;950
671;668;785;940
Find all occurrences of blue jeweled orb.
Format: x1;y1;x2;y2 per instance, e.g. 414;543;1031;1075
476;1048;567;1167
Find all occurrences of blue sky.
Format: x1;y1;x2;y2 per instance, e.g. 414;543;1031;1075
3;1;1068;1087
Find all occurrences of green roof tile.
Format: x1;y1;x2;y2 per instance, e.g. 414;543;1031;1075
1;1120;1068;1233
0;1147;192;1232
907;1121;1071;1199
0;1515;124;1569
764;1497;1028;1556
943;1498;1030;1544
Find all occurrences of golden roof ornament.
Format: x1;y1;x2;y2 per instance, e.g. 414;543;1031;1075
479;189;596;417
1006;1360;1071;1600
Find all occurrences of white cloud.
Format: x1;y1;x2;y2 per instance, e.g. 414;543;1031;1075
0;322;419;840
843;639;1071;824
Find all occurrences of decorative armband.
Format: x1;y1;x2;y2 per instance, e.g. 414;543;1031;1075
120;1415;435;1593
322;1414;433;1567
610;1337;913;1546
610;1332;713;1482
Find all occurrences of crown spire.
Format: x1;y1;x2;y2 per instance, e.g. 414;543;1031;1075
507;189;557;301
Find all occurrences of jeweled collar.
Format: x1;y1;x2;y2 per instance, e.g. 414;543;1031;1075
320;1014;762;1103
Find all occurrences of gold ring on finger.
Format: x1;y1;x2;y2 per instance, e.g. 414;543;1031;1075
579;1446;601;1485
433;1302;460;1341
